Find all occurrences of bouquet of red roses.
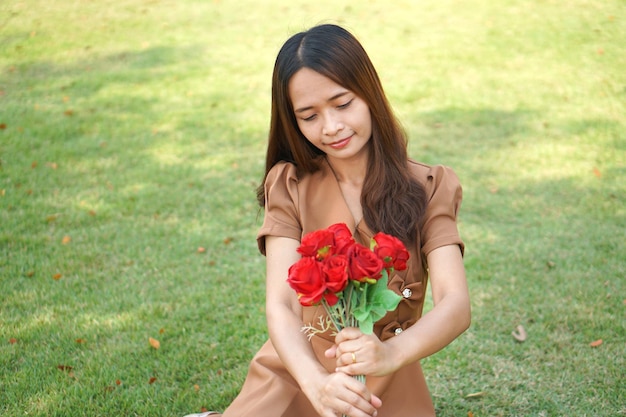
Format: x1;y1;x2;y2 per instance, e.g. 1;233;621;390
287;223;409;336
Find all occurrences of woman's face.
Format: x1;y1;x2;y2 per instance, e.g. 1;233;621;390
288;68;372;164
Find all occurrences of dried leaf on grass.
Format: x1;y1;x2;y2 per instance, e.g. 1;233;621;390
512;325;527;342
593;167;602;178
149;337;160;349
589;339;603;347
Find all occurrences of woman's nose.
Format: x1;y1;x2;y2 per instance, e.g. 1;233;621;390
322;112;344;136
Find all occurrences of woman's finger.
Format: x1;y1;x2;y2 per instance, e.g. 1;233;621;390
324;344;338;359
335;327;363;344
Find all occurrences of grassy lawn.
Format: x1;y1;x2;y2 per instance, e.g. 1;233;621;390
1;0;624;416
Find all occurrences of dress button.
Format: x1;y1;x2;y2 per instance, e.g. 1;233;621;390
394;327;403;336
402;288;412;298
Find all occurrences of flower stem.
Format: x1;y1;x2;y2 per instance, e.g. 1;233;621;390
321;299;344;332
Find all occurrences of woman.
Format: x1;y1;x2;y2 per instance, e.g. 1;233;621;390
185;24;470;417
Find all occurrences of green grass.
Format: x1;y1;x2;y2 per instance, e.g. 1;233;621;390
1;0;624;416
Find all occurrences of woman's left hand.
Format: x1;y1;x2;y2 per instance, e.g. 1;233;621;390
324;327;399;377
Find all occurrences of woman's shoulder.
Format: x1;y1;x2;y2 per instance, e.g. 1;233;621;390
408;159;459;184
267;160;297;176
263;159;329;203
266;157;328;185
408;159;462;206
265;161;300;188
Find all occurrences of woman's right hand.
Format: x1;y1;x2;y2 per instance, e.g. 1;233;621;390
304;371;382;417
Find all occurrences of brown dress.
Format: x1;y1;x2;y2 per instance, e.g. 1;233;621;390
221;158;464;417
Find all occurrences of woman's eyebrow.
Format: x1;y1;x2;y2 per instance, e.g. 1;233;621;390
294;91;350;113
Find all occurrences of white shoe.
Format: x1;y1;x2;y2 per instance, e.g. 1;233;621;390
182;413;219;417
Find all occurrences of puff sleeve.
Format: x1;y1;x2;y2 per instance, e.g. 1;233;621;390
256;162;302;255
420;165;464;256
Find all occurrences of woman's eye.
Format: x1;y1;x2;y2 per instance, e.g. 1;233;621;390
338;99;353;109
302;114;317;122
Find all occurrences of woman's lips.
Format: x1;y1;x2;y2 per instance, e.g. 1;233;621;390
328;135;352;149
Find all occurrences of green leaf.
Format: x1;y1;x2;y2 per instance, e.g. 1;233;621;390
378;287;402;311
351;272;402;334
359;317;374;334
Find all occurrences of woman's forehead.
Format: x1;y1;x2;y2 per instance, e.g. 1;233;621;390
289;68;350;110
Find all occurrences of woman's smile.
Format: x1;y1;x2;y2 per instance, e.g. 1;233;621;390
327;135;353;149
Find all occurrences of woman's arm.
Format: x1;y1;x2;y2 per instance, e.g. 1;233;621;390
264;235;381;417
332;244;470;376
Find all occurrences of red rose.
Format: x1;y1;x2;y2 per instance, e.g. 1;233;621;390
287;257;326;306
322;254;349;293
323;291;339;306
298;229;335;259
347;243;383;284
372;232;410;271
327;223;355;255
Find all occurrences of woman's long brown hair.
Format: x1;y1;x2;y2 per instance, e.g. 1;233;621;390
256;24;427;246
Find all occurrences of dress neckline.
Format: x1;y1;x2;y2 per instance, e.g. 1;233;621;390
320;157;368;237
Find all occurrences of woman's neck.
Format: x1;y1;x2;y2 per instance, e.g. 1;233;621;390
325;155;368;186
